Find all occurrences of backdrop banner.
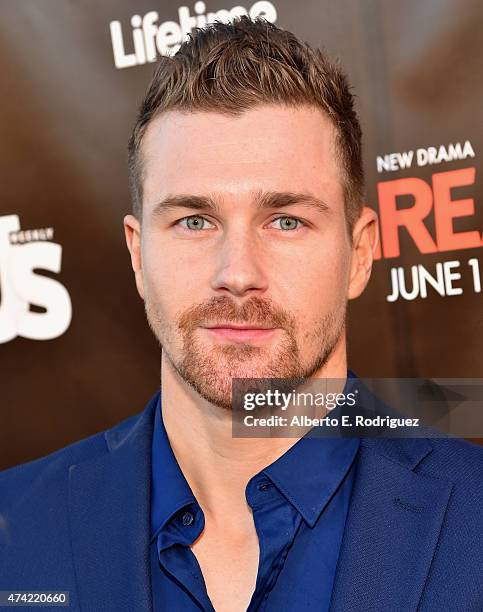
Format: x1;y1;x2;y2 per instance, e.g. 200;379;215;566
1;0;481;468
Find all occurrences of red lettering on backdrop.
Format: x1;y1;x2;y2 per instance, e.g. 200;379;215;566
377;177;437;258
433;167;481;251
374;167;480;259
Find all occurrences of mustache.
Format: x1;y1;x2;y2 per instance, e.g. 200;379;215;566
177;295;295;333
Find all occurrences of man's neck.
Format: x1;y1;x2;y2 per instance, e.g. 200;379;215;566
160;346;347;523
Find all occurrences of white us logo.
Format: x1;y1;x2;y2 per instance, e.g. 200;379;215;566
0;214;72;343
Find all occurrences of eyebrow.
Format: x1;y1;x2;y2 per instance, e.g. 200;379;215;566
150;191;330;217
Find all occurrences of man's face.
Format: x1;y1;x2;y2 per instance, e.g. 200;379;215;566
128;105;360;409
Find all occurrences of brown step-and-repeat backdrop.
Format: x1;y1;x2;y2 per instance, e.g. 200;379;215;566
1;0;482;469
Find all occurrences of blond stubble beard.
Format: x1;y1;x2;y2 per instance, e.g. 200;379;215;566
145;295;345;410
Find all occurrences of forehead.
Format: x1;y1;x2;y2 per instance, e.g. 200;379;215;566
141;104;343;210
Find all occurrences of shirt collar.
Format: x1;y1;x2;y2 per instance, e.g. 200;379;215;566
150;395;197;539
262;369;359;526
261;427;359;527
151;370;360;536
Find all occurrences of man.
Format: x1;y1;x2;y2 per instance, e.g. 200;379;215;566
1;16;482;612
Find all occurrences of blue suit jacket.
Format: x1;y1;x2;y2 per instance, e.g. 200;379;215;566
1;391;482;611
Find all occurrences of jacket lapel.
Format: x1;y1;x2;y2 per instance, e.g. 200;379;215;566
68;393;159;612
329;437;453;611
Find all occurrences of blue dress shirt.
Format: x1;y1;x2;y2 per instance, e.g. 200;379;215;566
150;384;360;611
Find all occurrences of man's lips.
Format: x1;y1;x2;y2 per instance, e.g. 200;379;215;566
203;323;275;330
200;323;278;343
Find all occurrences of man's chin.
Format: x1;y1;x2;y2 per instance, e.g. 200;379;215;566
172;329;306;408
176;360;284;411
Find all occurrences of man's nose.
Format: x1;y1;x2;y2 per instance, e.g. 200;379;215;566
210;228;268;297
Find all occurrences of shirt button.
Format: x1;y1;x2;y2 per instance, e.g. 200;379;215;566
257;482;271;491
181;512;194;526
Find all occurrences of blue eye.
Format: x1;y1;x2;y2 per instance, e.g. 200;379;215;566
271;216;304;231
178;216;215;231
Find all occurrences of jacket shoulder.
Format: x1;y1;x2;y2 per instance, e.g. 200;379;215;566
0;408;146;494
364;434;483;490
0;393;158;587
420;436;483;476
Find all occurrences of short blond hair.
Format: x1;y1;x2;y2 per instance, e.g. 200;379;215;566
128;16;364;231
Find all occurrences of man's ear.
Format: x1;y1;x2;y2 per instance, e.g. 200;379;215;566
347;206;379;300
123;214;145;300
